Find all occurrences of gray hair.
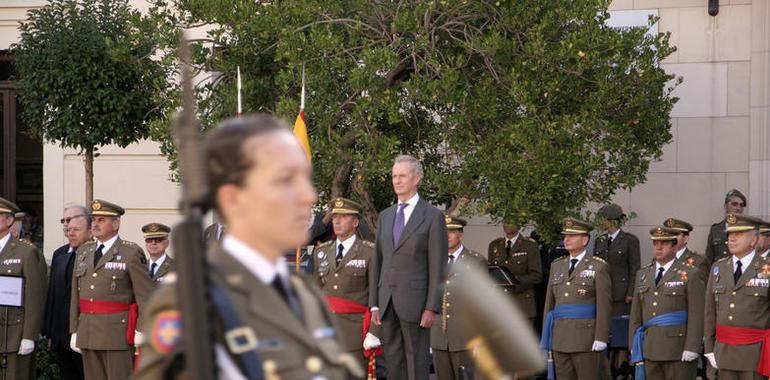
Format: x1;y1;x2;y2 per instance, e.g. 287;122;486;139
393;154;424;178
65;204;92;227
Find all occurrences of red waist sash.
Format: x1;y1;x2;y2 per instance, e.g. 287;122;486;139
79;299;138;345
326;296;382;378
716;323;770;376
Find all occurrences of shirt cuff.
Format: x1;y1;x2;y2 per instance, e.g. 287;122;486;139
370;307;379;312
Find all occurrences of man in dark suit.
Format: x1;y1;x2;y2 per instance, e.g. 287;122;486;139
370;154;448;380
43;205;89;380
705;189;747;264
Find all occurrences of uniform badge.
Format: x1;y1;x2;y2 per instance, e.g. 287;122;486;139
726;214;737;225
761;264;770;279
687;257;695;266
151;310;182;354
577;289;587;296
335;199;344;208
91;200;102;211
445;216;452;224
679;270;688;282
317;251;326;259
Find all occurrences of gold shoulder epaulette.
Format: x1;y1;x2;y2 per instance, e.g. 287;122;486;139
317;240;333;248
121;240;139;247
553;255;569;263
591;255;607;264
715;256;731;264
82;240;96;246
18;239;35;247
491;237;505;244
465;249;481;258
361;240;375;248
642;262;654;269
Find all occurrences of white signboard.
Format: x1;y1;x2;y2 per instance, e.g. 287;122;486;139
607;9;659;37
0;276;24;307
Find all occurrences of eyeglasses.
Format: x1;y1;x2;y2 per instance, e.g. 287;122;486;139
145;238;167;243
63;226;86;233
60;214;85;224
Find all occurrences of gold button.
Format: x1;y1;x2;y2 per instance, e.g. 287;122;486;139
6;270;10;273
446;303;451;307
654;292;658;296
90;285;95;289
306;356;322;373
89;298;93;302
732;291;737;295
730;303;735;308
672;292;677;295
446;280;450;284
446;292;451;296
755;293;760;296
333;285;338;290
504;289;508;292
334;273;339;278
652;302;657;306
652;312;656;316
121;319;126;323
112;276;117;280
729;316;734;320
566;282;571;286
92;273;98;277
263;360;277;373
564;293;569;297
78;288;81;291
446;314;451;319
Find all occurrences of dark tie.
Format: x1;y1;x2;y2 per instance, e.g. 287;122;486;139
93;244;105;266
655;267;665;285
448;254;455;269
393;203;408;244
271;276;304;323
150;262;158;277
607;235;613;247
568;258;578;275
506;240;512;256
336;244;344;265
734;261;743;284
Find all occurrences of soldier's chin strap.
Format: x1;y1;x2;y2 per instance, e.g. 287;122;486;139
209;279;265;380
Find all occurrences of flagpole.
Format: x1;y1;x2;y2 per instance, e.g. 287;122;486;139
295;63;306;273
236;66;242;116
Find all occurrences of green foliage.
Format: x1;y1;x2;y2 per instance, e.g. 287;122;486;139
148;0;678;240
12;0;169;152
35;338;60;380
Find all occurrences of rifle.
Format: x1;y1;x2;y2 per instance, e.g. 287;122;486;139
170;33;216;379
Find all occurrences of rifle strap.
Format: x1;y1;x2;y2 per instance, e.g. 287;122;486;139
210;282;265;380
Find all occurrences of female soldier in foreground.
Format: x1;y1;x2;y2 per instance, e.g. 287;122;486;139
134;115;362;379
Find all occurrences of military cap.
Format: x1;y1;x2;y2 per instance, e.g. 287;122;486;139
0;198;20;216
90;199;125;217
724;189;747;205
724;213;763;233
444;215;467;230
13;212;25;221
663;217;693;233
561;217;593;235
597;203;625;220
649;226;679;241
330;197;362;215
142;223;171;239
759;219;770;235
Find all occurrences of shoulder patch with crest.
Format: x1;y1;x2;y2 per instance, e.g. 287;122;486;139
317;240;333;248
361;240;375;248
591;256;607;264
150;310;182;354
715;256;731;264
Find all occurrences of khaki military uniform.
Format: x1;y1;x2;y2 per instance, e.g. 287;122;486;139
705;222;729;265
135;244;361;380
543;254;611;380
677;247;710;283
204;223;225;245
0;236;47;380
70;238;154;380
150;256;175;286
488;236;542;320
594;230;640;316
313;237;379;369
431;247;486;380
629;261;705;379
704;254;770;379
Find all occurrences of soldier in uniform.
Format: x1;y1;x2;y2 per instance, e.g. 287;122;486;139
431;216;486;380
312;197;381;375
142;223;175;285
704;214;770;380
594;204;640;317
628;226;704;380
487;222;542;325
705;189;747;264
541;218;611;380
663;217;710;280
0;197;46;380
757;220;770;258
135;114;362;379
69;199;154;380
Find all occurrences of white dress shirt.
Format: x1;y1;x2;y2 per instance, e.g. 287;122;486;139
335;235;357;258
569;251;587;267
149;254;167;274
506;233;519;248
448;245;463;263
675;247;687;260
397;193;420;226
733;250;756;274
655;258;675;278
96;234;119;255
0;232;10;253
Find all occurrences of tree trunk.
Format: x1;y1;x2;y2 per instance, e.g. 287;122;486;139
352;169;379;232
85;146;94;204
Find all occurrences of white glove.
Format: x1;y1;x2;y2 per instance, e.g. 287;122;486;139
17;339;34;355
363;332;382;349
591;340;607;352
705;352;717;369
681;350;699;362
134;331;145;346
70;333;81;354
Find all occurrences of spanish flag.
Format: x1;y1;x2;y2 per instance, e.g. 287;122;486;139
293;65;311;162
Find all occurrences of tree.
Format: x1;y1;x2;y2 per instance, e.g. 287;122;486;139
13;0;170;203
149;0;678;240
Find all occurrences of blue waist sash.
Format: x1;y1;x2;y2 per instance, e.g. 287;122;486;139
631;310;688;380
540;303;597;351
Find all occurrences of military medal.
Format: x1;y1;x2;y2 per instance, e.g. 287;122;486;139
687;257;695;266
577;289;587;296
679;270;688;282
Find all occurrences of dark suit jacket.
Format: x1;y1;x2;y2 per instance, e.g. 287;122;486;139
370;197;448;322
43;244;77;349
594;230;640;302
